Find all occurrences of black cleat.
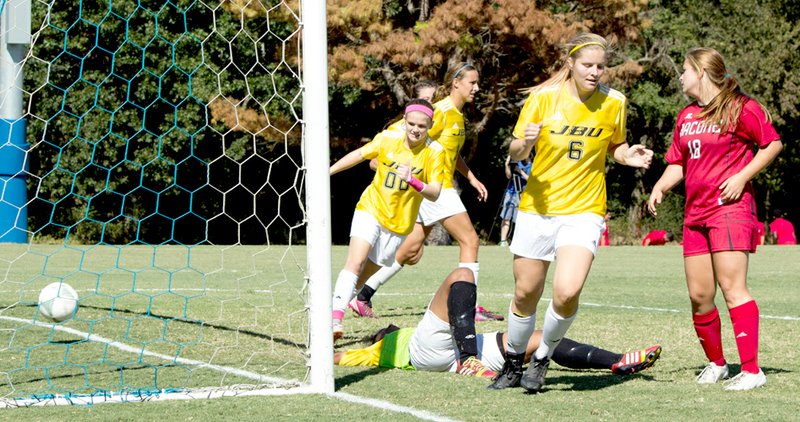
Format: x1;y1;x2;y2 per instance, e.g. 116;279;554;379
520;356;550;393
487;353;524;390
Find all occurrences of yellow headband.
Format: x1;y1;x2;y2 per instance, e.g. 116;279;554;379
569;42;606;56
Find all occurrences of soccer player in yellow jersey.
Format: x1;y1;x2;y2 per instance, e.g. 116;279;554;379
353;63;503;322
489;33;654;393
329;99;446;341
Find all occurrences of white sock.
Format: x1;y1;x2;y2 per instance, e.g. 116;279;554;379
506;302;535;356
459;262;479;305
534;300;577;361
365;260;403;291
332;270;359;316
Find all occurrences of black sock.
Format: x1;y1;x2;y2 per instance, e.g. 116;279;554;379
448;281;478;364
551;337;621;370
357;285;376;303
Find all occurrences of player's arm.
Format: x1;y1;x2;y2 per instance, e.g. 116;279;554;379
456;155;488;201
647;164;684;216
609;142;653;169
504;155;512;179
420;181;442;201
509;123;540;161
510;93;542;161
330;149;366;176
719;139;783;203
397;161;442;202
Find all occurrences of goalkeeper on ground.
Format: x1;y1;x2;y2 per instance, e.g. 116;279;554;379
335;267;661;379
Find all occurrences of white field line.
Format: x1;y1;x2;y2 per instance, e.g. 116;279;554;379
0;315;457;421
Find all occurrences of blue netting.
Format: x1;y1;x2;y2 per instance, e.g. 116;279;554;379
0;0;310;401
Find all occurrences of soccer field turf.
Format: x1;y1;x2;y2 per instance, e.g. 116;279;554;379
3;244;799;421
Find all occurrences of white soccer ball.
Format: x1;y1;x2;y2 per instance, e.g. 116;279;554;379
38;282;79;322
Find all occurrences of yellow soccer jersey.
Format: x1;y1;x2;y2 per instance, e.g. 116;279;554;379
512;84;627;216
428;97;466;190
356;130;446;235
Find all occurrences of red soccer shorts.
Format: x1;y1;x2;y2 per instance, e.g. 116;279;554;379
683;214;758;257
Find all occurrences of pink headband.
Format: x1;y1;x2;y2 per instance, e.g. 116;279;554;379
405;104;434;119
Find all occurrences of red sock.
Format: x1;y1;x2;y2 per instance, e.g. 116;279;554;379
730;300;760;374
693;308;725;366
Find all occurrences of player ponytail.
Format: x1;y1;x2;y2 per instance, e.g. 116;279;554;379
686;47;772;130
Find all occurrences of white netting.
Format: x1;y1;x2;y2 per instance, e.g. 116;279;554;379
0;0;330;406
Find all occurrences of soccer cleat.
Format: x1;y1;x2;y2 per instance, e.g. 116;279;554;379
520;356;550;393
611;345;662;375
332;320;344;342
696;362;729;384
487;353;524;390
498;240;509;247
723;369;766;391
456;356;497;379
348;298;376;318
475;305;505;322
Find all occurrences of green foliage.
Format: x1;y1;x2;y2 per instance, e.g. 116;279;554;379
636;0;800;219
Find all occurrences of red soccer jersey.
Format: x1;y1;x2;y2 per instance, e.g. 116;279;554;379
642;230;668;246
769;217;797;245
666;99;780;225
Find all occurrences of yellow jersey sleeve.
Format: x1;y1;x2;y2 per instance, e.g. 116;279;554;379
517;84;628;217
338;340;384;367
512;90;548;140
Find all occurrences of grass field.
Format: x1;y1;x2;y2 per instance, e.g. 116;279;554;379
2;244;799;421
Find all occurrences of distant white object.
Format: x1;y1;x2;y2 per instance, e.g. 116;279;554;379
38;282;79;322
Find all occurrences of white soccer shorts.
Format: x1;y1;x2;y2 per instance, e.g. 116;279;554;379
416;188;467;227
409;308;506;373
510;212;606;261
349;210;405;267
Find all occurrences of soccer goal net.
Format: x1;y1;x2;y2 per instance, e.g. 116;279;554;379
0;0;333;407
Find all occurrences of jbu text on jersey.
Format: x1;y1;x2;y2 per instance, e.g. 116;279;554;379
550;125;604;137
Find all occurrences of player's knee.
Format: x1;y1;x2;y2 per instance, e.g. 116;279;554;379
447;268;475;284
400;245;423;265
688;291;715;308
552;290;581;309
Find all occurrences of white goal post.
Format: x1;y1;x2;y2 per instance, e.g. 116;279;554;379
302;0;334;394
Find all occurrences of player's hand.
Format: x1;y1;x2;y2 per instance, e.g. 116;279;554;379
470;177;488;202
719;173;747;204
523;123;541;145
626;144;654;169
396;161;412;182
647;190;663;216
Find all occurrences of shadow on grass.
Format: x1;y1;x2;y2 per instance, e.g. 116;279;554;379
335;367;388;389
679;363;790;377
20;303;309;349
537;369;658;392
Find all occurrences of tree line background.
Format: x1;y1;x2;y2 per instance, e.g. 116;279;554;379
21;0;800;245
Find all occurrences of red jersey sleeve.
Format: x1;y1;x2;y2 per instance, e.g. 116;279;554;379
737;99;780;148
665;107;691;165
